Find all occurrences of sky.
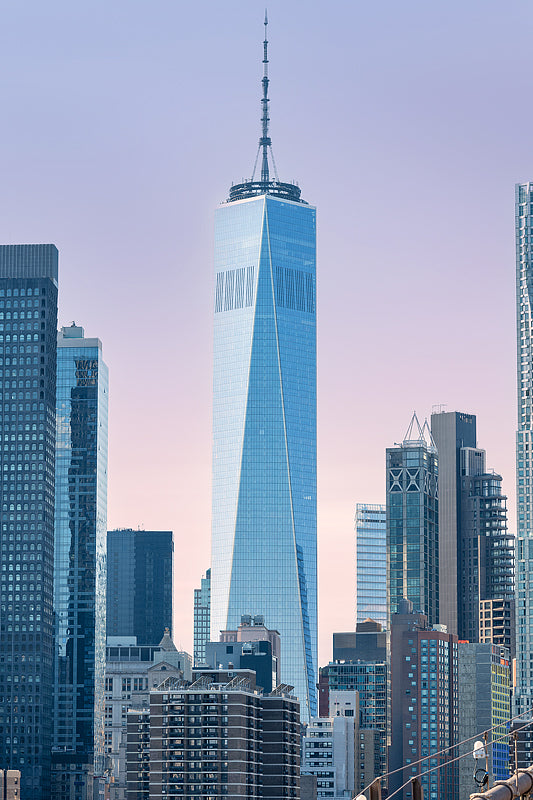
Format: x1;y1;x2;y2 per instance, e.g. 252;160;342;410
0;0;530;664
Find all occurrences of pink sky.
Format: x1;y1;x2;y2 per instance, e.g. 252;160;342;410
0;0;529;663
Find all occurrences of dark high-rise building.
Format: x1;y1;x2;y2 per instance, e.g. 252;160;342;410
52;324;108;799
106;529;173;645
193;567;210;666
430;410;476;635
431;410;515;646
386;413;439;625
210;16;317;720
0;244;58;799
389;600;458;800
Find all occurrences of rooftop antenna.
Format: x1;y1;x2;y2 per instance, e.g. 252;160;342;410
260;10;270;183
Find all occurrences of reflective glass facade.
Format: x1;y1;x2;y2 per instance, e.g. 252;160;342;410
106;529;173;645
0;244;58;799
355;504;386;626
211;193;317;720
52;326;108;798
515;183;533;714
193;568;210;666
387;430;439;626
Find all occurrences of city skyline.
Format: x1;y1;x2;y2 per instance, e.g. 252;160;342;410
0;1;528;662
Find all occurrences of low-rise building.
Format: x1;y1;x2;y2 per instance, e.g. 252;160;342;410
302;691;359;798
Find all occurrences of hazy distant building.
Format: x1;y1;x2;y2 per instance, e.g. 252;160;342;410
0;244;59;799
193;567;211;665
106;529;173;644
52;324;108;800
387;413;439;625
355;504;386;627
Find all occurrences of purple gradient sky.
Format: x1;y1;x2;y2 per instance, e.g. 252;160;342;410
0;0;530;663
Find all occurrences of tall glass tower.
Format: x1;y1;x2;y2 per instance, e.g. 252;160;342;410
515;182;533;714
52;324;108;799
0;244;58;799
210;16;317;720
355;504;386;626
386;413;439;627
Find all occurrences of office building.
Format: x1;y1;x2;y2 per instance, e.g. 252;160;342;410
515;181;533;715
457;642;510;798
206;615;280;692
327;623;388;788
0;244;59;799
106;529;173;645
125;672;300;798
52;324;108;799
386;413;439;625
355;503;387;626
193;568;211;666
210;19;317;719
302;691;359;799
431;410;515;646
430;411;477;634
389;600;458;800
355;504;386;627
332;619;386;662
104;632;189;799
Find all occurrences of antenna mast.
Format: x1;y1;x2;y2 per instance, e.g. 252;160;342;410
260;10;271;183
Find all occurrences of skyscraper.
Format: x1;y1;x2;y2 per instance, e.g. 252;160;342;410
52;324;108;799
355;503;386;626
193;567;211;666
430;410;515;647
210;17;317;719
0;244;58;799
430;410;476;634
389;600;458;800
106;529;173;645
386;413;439;625
515;182;533;715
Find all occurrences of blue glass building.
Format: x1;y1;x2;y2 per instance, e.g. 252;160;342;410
210;18;317;720
52;324;108;799
387;413;439;626
355;504;386;626
0;244;58;799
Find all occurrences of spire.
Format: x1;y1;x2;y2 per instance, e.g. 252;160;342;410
260;10;271;183
227;13;304;204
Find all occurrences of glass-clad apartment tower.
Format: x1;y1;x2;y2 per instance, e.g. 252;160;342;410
355;504;386;626
211;17;317;720
193;568;211;666
52;324;108;799
515;182;533;714
386;413;439;626
0;244;58;799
